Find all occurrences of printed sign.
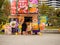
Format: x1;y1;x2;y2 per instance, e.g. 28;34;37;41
29;0;38;13
18;0;28;13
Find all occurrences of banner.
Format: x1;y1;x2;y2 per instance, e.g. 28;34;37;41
29;7;38;13
18;0;28;14
10;0;38;14
29;0;38;13
10;0;16;15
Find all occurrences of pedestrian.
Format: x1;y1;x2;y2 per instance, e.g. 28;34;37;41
32;23;39;35
18;24;22;35
26;22;32;35
10;21;18;35
21;22;27;35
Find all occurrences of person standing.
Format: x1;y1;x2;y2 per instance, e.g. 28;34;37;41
18;24;22;35
26;22;32;35
10;21;18;35
21;22;27;35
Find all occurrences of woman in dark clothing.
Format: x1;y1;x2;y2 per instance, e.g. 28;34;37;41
21;22;27;35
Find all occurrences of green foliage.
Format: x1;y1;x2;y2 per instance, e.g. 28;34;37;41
0;0;10;25
55;8;60;17
2;0;10;16
38;3;60;27
38;3;49;16
0;0;4;8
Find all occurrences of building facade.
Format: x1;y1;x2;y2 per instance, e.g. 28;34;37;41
9;0;39;23
9;0;40;33
39;0;60;8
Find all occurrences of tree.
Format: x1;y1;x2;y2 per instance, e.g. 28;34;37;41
0;0;10;24
0;0;5;15
38;3;60;27
48;6;55;17
2;0;10;16
55;8;60;17
0;0;4;8
38;3;49;16
47;6;56;26
55;8;60;27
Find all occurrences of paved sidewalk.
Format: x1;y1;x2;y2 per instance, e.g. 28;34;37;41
0;34;60;45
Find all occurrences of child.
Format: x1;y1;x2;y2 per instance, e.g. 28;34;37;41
26;22;32;35
32;23;40;35
3;23;12;35
18;24;22;35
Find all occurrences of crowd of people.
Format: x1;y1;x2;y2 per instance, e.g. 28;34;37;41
2;21;45;35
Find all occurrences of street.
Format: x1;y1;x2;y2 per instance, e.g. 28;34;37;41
0;34;60;45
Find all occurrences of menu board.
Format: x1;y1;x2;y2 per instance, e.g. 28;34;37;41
18;0;28;14
29;0;38;13
10;0;16;15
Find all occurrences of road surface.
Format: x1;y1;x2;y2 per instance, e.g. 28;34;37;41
0;34;60;45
